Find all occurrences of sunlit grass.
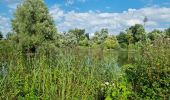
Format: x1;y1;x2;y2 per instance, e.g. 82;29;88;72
0;48;121;99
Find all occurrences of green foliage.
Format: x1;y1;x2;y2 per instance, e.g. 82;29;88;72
104;36;119;49
165;28;170;37
59;32;77;47
79;37;89;46
0;32;3;40
68;28;86;45
148;29;163;41
6;32;13;40
1;34;169;99
0;48;121;99
117;24;148;49
117;32;133;48
12;0;57;53
12;0;56;39
92;28;108;45
1;1;170;99
58;29;89;47
123;38;170;99
101;75;134;100
128;24;146;43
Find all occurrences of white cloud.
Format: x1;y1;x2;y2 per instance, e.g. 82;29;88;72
0;16;11;36
65;0;74;6
50;6;170;35
4;0;20;9
0;0;21;36
65;0;86;6
1;4;170;36
106;6;111;9
8;2;19;9
50;5;64;22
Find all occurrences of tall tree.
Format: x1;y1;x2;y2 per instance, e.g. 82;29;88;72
68;28;85;45
12;0;57;52
104;35;119;49
92;28;108;44
116;31;133;48
0;31;3;40
165;28;170;38
128;24;146;43
148;29;163;41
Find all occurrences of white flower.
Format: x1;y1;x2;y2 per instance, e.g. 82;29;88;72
112;83;115;86
105;82;109;85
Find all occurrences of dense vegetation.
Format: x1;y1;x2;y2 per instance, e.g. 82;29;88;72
0;0;169;99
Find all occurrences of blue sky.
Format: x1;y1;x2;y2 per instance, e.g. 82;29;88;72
46;0;170;12
0;0;170;36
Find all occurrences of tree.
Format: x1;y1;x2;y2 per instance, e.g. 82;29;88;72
117;32;127;44
85;33;90;40
12;0;57;53
62;32;77;47
128;24;146;43
79;37;89;46
165;28;170;38
0;31;3;40
92;28;108;45
68;28;85;45
104;35;119;49
116;32;133;48
148;30;163;41
116;24;146;48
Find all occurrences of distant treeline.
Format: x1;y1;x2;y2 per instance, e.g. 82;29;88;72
0;0;169;53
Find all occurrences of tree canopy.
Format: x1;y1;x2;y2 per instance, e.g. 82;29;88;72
0;31;3;40
12;0;57;53
68;28;85;45
148;30;163;41
12;0;57;41
92;28;109;45
165;28;170;38
128;24;146;43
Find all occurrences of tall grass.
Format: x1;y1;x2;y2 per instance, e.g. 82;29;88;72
1;38;168;99
0;47;121;99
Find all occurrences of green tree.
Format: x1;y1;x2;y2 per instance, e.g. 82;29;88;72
6;32;16;40
104;35;119;49
117;32;127;44
165;28;170;38
62;32;77;47
128;24;146;43
92;28;108;45
0;31;3;40
116;32;133;48
12;0;57;53
148;29;163;41
68;28;85;45
85;33;90;40
79;37;89;46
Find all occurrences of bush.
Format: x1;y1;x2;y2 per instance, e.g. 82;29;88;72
103;37;119;49
123;38;170;99
101;75;135;100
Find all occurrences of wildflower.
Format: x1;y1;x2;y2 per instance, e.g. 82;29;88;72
112;83;115;86
105;82;109;85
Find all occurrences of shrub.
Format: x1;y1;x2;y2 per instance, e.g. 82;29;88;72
123;38;170;99
101;75;135;100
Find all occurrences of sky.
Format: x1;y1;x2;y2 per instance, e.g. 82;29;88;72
0;0;170;36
